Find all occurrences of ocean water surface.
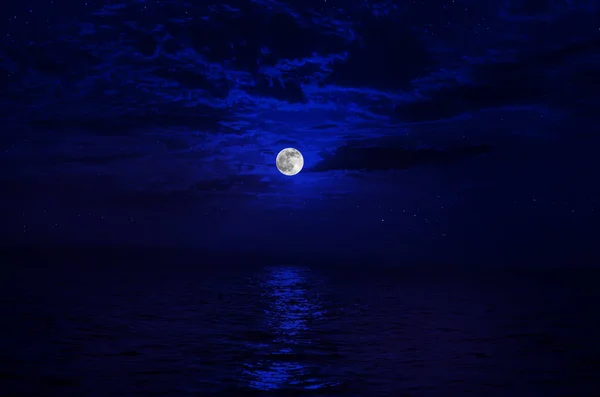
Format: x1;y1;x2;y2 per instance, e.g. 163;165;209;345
1;264;599;396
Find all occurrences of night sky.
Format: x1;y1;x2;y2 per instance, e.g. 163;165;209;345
2;0;599;266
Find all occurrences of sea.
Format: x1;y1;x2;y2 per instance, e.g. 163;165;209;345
1;263;599;396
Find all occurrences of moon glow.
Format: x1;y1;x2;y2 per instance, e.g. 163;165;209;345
276;148;304;176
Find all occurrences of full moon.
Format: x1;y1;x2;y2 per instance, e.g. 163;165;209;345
276;148;304;176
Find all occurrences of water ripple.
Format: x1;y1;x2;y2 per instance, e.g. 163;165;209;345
1;266;600;396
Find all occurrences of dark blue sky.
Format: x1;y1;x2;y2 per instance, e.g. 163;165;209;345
1;0;599;265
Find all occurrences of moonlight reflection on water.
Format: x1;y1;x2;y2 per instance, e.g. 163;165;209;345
3;265;599;396
242;266;340;391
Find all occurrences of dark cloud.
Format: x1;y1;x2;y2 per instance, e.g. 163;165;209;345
185;6;347;72
28;103;230;135
394;61;546;122
273;139;300;147
309;124;339;130
108;190;207;210
501;0;598;19
191;174;272;194
326;17;431;90
136;34;158;57
311;144;493;172
249;76;307;104
2;43;100;77
503;0;554;17
531;37;600;65
155;136;192;152
394;37;600;123
153;68;230;98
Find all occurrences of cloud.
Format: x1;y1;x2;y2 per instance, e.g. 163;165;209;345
184;6;348;72
152;67;230;98
191;174;273;194
246;76;307;104
3;0;598;208
531;37;600;65
392;36;600;123
392;66;545;122
325;16;431;90
311;144;493;172
28;103;231;135
500;0;598;21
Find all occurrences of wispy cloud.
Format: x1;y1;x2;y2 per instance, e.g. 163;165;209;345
2;0;598;203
